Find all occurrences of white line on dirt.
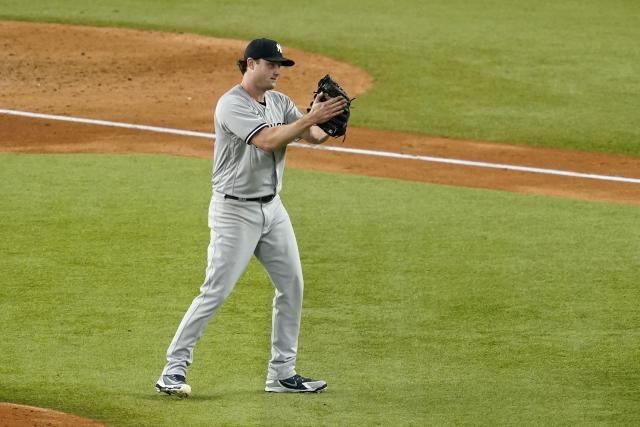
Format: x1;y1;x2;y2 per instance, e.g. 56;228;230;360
2;108;639;184
0;108;213;139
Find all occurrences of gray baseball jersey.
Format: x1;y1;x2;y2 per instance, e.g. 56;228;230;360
160;84;306;385
212;85;303;198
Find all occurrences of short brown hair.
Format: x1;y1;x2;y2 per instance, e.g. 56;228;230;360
237;59;248;75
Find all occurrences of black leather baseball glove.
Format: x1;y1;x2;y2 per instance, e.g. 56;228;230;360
307;75;353;138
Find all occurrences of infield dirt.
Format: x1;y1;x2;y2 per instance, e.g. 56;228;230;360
0;402;106;426
1;20;639;208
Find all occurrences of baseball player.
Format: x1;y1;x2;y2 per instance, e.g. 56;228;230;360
155;38;347;397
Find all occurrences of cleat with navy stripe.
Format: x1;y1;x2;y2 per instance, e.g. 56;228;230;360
265;374;327;393
155;374;192;398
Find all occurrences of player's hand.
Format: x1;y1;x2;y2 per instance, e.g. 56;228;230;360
308;92;348;124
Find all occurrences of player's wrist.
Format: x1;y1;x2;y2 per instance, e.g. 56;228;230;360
300;112;318;127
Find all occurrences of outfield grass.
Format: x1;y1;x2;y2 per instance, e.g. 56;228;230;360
1;153;639;426
1;0;640;155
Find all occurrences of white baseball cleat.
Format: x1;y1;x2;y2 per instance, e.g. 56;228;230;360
155;374;192;398
265;374;327;393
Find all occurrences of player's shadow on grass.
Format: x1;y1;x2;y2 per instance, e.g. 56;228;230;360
138;392;222;402
139;389;279;402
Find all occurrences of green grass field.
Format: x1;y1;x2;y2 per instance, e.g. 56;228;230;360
1;1;639;425
1;154;639;426
1;0;640;155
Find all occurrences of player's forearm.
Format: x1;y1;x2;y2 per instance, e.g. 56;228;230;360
251;115;316;152
302;125;330;145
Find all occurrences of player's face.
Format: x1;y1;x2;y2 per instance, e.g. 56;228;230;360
252;59;281;90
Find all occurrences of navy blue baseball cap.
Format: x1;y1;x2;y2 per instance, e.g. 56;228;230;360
243;38;295;66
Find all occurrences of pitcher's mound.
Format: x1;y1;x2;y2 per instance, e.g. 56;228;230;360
0;402;106;427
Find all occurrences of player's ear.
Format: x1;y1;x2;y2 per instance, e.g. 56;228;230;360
247;58;258;71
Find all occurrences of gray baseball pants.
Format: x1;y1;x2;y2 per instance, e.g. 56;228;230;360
161;192;303;382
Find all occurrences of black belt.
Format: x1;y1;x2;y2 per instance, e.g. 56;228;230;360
224;194;275;203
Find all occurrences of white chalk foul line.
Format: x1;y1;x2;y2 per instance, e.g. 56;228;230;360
2;108;639;185
293;144;640;184
0;108;213;139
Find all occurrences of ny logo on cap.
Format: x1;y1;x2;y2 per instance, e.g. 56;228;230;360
276;43;283;53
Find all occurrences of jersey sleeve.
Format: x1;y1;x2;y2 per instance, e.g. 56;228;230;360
216;95;268;145
284;96;304;124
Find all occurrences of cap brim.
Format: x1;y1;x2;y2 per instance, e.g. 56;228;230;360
264;57;295;67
